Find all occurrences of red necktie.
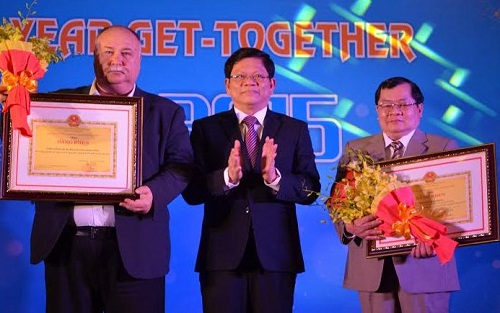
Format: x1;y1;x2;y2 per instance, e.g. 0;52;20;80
242;116;259;167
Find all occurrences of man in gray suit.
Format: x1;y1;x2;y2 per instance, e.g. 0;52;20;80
333;76;460;313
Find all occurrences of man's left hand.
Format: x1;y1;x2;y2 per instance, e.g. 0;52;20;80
119;185;153;214
410;241;436;258
261;136;278;183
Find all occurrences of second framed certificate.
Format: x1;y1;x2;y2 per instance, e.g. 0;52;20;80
1;93;143;203
367;143;498;258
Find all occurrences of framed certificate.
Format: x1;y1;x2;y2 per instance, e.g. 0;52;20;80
1;93;143;203
367;143;498;258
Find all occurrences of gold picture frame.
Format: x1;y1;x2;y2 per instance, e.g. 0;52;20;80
367;143;498;258
1;93;143;203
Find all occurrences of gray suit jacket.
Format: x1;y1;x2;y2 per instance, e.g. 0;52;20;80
334;129;460;293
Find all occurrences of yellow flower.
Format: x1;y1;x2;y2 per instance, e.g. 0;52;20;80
325;149;405;224
0;1;63;137
0;39;33;53
39;59;48;71
0;1;63;68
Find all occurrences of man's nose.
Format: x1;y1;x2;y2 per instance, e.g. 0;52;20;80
109;53;123;64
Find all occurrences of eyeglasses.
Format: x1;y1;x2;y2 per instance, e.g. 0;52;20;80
229;74;270;83
377;101;419;112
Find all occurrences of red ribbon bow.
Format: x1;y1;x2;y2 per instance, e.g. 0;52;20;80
0;49;47;137
376;186;458;264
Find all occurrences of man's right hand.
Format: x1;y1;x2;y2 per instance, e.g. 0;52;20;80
344;214;384;240
227;140;243;184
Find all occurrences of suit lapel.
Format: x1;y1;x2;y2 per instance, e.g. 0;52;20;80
133;87;146;99
255;110;283;171
364;130;428;161
81;86;92;94
133;88;153;127
262;110;281;140
364;134;386;161
220;109;254;170
220;109;241;143
406;129;429;156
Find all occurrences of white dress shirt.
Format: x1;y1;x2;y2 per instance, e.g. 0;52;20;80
73;80;136;227
223;106;281;191
382;129;416;158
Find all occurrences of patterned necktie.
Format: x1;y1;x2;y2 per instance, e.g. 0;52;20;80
390;141;404;159
242;115;259;167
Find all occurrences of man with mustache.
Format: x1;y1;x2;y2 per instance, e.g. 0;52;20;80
30;26;193;313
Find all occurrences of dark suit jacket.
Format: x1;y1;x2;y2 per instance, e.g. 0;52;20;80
182;109;320;273
334;129;460;293
30;86;193;279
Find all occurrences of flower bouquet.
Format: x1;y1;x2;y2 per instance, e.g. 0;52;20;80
0;1;63;136
325;149;457;264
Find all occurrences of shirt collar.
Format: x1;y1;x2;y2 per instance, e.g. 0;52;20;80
234;106;267;126
383;129;416;149
89;79;136;97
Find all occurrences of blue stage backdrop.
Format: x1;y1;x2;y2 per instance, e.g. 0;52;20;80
1;0;499;312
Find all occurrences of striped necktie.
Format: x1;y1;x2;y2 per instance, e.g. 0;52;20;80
242;116;259;167
390;141;404;159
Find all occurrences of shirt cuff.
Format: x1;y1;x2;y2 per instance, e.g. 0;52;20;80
224;167;239;189
264;168;281;192
343;227;356;240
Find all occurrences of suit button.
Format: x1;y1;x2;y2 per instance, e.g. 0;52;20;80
245;207;250;214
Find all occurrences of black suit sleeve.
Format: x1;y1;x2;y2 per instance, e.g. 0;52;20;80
181;118;230;205
141;95;194;215
274;119;321;205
